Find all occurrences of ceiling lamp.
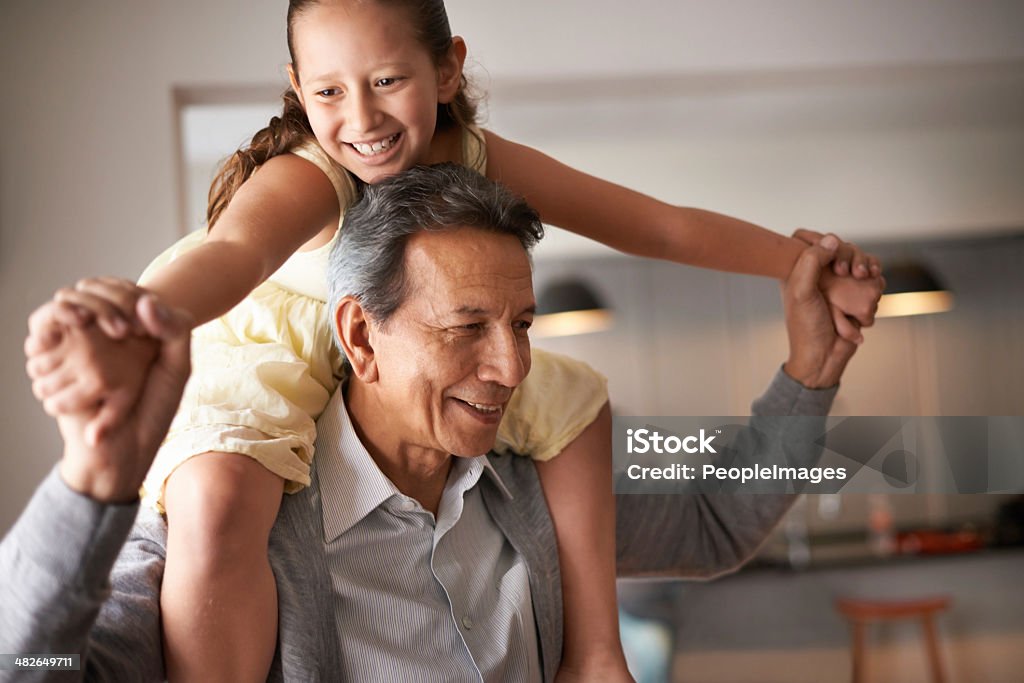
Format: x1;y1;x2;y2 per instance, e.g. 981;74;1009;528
876;262;955;318
532;279;613;338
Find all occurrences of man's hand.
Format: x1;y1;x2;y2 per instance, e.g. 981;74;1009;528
26;278;160;442
792;229;883;344
27;295;193;503
782;235;882;389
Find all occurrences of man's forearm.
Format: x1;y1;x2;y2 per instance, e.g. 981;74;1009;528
615;369;836;578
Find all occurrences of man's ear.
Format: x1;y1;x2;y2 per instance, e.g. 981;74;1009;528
287;63;306;109
335;297;378;383
437;36;468;104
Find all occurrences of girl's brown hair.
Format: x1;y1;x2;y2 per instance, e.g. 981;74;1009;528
206;0;480;228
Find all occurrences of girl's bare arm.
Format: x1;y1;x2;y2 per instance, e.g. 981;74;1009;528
142;153;340;326
28;154;340;435
484;130;876;281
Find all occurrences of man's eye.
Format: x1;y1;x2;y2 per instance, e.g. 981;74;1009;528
461;323;483;331
514;320;532;331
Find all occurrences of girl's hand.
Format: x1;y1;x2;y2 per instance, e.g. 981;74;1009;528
26;276;154;360
26;277;149;352
792;228;882;279
25;282;165;444
818;270;885;345
53;277;150;338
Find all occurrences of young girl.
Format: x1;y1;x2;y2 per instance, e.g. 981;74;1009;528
30;1;882;680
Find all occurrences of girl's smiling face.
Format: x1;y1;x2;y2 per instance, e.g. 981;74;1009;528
288;1;465;185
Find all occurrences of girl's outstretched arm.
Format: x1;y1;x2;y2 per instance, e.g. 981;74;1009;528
35;153;340;437
141;153;340;326
484;130;876;278
484;130;882;337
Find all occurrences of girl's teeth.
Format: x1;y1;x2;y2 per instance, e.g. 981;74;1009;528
352;133;398;156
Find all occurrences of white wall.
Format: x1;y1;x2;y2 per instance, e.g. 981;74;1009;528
454;0;1024;75
1;0;289;534
2;0;1023;532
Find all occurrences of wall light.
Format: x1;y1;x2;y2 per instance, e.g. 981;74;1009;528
532;280;613;338
876;262;955;318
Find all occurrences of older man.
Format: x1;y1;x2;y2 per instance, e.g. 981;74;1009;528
1;164;873;682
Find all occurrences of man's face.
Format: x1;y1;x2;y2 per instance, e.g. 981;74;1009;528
369;226;535;458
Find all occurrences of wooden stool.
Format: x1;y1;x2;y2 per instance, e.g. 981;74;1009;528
835;596;951;683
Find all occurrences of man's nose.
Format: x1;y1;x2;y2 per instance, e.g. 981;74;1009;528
478;329;528;389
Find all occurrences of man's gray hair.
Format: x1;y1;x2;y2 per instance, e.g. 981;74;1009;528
327;162;544;347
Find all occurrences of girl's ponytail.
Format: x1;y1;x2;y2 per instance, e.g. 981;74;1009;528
206;90;312;228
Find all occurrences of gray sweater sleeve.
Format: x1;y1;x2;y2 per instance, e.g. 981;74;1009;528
0;468;166;682
615;368;837;578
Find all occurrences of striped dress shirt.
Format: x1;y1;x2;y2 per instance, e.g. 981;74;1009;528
315;388;543;682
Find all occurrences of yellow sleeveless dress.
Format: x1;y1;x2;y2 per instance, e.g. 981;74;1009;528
139;128;608;511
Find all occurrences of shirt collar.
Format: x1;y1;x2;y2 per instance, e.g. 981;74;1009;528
481;457;515;501
315;386;515;542
316;388;401;543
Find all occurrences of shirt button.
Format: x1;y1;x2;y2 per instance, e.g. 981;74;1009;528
462;616;473;630
400;499;416;512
